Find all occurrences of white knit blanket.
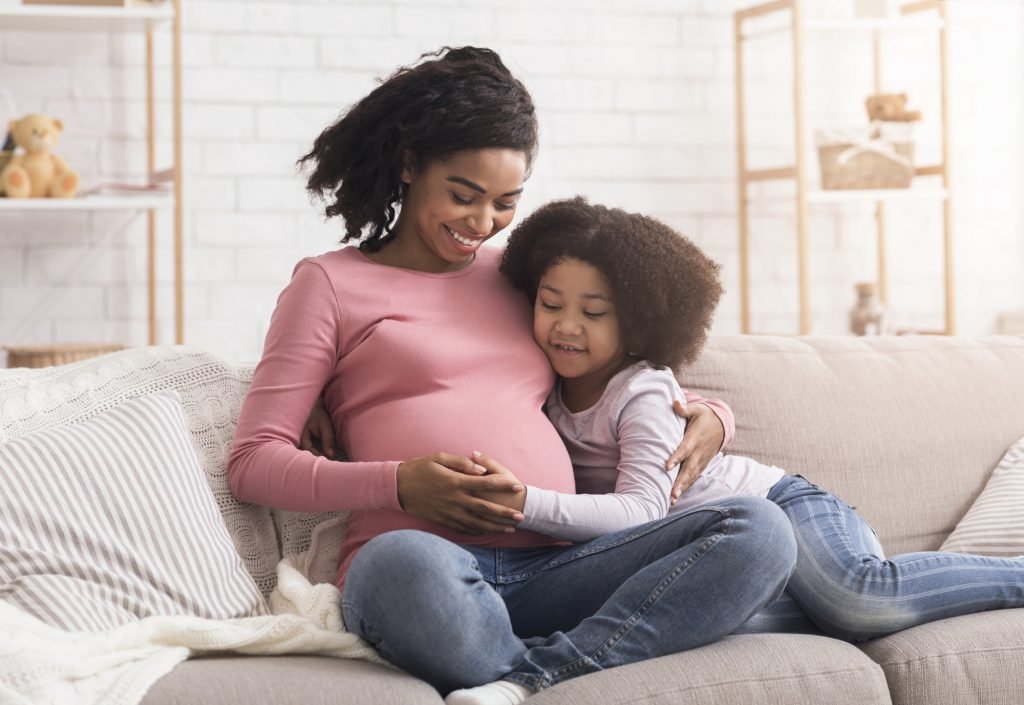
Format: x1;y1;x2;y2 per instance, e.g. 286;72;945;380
0;556;389;705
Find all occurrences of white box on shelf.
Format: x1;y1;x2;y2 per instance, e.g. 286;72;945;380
997;312;1024;336
21;0;168;7
854;0;900;18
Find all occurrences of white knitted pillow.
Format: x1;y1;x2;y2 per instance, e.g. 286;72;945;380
940;434;1024;556
0;390;268;631
0;346;349;591
0;347;284;595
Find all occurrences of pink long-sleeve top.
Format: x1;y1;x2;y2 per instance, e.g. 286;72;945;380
228;246;577;588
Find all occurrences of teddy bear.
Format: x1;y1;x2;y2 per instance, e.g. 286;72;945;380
0;113;80;198
865;93;922;123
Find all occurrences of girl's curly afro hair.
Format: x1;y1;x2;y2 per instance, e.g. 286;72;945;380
297;46;538;251
500;197;723;370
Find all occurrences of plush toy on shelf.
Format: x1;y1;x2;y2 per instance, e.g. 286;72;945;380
0;113;80;198
864;93;922;123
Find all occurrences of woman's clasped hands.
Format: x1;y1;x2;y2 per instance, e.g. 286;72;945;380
395;452;526;535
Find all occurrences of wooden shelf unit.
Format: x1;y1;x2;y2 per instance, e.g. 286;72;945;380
0;0;184;346
734;0;954;335
0;194;173;211
0;4;173;32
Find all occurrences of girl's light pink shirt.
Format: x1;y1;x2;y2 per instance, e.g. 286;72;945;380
228;246;578;587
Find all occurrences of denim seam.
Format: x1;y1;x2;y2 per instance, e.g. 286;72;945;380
534;509;733;687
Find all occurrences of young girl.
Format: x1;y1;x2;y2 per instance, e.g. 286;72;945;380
476;195;1024;651
231;47;797;705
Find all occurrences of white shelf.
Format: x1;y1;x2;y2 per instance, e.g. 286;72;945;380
0;194;172;211
734;0;954;335
804;17;944;32
805;188;948;204
748;188;948;206
743;16;944;40
0;0;183;346
0;4;172;32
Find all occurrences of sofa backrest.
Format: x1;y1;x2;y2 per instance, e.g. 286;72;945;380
7;336;1022;582
681;335;1024;556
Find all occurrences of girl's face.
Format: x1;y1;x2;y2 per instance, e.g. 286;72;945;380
533;257;630;389
395;148;527;272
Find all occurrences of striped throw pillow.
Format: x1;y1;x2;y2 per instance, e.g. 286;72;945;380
0;391;267;631
940;434;1024;557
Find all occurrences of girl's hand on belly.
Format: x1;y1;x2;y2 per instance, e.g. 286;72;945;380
397;452;526;535
467;451;527;514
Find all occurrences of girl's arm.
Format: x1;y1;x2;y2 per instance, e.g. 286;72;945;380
506;382;687;543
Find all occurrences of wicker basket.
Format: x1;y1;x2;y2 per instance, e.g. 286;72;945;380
5;343;125;369
815;122;914;190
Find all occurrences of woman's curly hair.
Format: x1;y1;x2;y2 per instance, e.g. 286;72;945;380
297;46;538;251
500;197;723;370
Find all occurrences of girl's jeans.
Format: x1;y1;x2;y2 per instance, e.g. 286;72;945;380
341;496;796;694
736;474;1024;641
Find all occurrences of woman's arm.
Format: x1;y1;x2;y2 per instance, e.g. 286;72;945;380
229;259;524;532
682;391;734;448
228;259;404;512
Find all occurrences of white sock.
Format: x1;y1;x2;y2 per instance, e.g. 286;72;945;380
445;680;532;705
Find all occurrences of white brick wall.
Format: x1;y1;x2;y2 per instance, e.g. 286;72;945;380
0;0;1022;362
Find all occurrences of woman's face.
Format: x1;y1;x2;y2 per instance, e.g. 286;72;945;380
395;148;527;272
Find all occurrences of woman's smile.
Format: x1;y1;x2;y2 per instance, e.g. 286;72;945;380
443;224;485;250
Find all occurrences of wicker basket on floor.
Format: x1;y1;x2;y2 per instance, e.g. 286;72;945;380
815;122;914;190
5;343;125;369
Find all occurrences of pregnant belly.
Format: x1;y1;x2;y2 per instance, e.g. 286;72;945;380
343;401;576;494
335;403;576;589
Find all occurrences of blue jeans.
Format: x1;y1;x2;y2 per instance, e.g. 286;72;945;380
341;497;796;694
736;474;1024;642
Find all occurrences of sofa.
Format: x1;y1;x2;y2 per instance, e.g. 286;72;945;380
2;334;1023;705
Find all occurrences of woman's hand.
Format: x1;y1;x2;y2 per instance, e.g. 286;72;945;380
665;400;725;505
396;452;526;535
468;451;527;514
299;396;336;458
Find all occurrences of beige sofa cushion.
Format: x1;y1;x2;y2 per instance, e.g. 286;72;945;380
145;637;892;705
527;634;891;705
859;609;1024;705
142;656;442;705
683;335;1024;556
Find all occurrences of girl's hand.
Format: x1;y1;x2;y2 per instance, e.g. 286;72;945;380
468;451;527;514
665;400;725;505
299;396;336;458
396;452;526;535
